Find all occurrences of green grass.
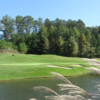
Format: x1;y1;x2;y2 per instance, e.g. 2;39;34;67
0;54;90;80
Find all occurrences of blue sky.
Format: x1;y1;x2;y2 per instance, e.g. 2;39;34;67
0;0;100;26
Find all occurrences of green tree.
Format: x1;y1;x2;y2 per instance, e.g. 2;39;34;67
44;18;52;27
26;33;38;54
76;19;85;32
18;43;28;53
86;44;96;58
15;16;24;36
96;34;100;57
72;27;80;38
79;34;87;57
37;34;49;54
96;46;100;57
66;20;77;29
37;27;50;54
63;41;68;56
0;40;17;52
56;36;64;55
67;37;79;56
84;29;92;41
23;16;34;34
11;33;21;45
37;17;44;30
48;25;56;53
1;15;15;39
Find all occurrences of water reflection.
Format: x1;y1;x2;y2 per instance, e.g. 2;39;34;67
0;75;100;100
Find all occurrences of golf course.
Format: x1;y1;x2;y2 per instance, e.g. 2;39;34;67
0;54;93;81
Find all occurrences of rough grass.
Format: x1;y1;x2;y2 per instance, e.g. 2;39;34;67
0;54;90;80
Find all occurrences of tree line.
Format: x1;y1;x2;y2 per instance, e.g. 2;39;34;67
0;15;100;58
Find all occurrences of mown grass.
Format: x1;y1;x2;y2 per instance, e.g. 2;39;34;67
0;54;90;80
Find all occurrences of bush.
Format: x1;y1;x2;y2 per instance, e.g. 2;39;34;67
0;40;18;53
18;42;28;53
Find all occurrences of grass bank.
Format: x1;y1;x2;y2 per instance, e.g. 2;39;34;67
0;54;90;80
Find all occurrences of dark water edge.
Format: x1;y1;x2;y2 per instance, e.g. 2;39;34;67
0;74;100;100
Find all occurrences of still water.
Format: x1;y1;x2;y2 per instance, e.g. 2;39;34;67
0;75;100;100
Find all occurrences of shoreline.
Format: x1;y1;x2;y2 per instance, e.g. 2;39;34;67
0;72;91;83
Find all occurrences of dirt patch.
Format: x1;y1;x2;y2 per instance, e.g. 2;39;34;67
47;65;73;69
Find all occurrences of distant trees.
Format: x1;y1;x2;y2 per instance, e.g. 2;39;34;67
0;15;15;39
15;16;25;36
68;37;79;56
0;15;100;57
18;43;28;53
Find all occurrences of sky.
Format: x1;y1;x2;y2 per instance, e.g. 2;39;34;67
0;0;100;27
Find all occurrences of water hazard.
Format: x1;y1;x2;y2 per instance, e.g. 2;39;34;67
0;75;100;100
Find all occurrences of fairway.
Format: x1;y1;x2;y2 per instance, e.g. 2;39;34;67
0;54;90;80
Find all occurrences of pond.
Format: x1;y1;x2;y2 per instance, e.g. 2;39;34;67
0;75;100;100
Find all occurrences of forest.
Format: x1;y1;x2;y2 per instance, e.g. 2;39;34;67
0;15;100;58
